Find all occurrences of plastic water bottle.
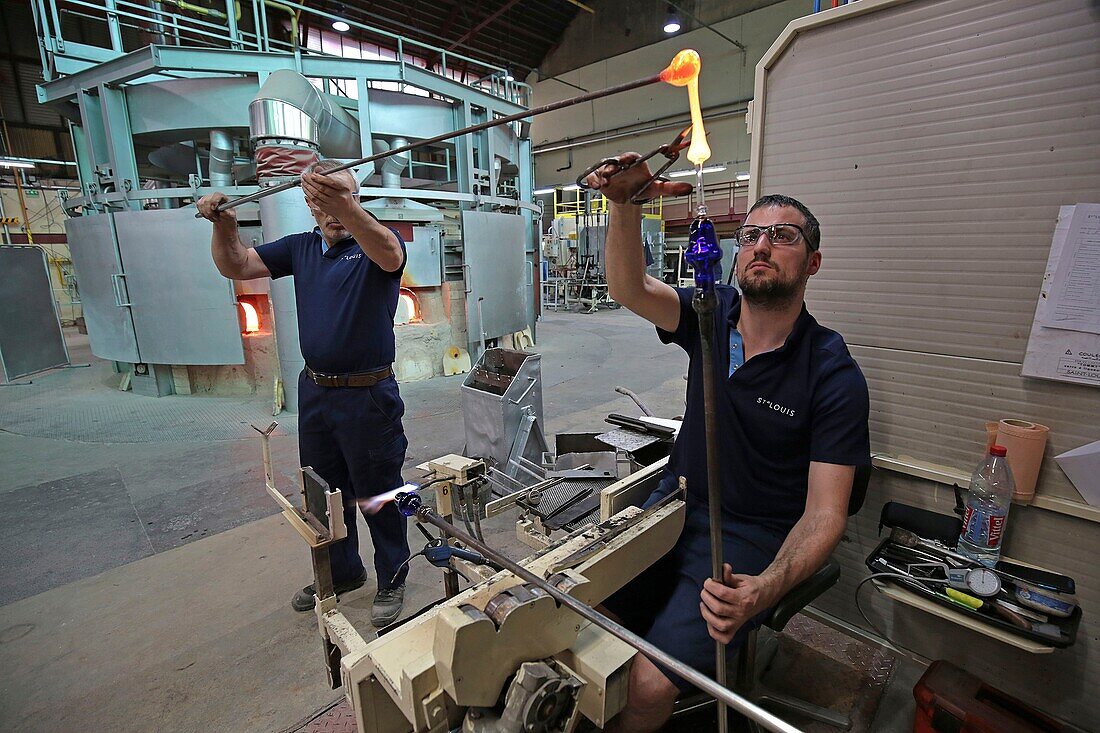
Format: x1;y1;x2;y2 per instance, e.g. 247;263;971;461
958;445;1016;567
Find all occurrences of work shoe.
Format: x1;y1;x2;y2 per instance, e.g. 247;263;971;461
371;584;405;627
291;572;367;613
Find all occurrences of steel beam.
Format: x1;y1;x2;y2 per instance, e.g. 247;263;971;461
38;46;161;104
38;45;527;116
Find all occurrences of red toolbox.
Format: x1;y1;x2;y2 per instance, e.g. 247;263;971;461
913;660;1066;733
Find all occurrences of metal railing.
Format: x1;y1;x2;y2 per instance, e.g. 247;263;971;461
31;0;531;107
554;191;662;220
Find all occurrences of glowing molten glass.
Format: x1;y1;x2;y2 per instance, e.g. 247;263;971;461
660;49;700;86
660;50;712;166
240;301;260;333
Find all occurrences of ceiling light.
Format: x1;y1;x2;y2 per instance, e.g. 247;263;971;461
736;171;750;181
331;20;350;32
663;5;681;34
561;183;581;191
0;158;35;169
533;187;556;195
668;165;726;177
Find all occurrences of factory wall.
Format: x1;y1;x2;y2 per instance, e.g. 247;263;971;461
529;0;812;191
540;0;802;77
2;185;83;324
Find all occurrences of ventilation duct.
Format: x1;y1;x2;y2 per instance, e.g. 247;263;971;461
208;129;234;187
248;70;361;162
373;137;409;189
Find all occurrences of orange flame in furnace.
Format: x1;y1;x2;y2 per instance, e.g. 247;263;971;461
240;301;260;333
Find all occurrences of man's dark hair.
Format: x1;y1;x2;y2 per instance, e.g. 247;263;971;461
748;194;820;251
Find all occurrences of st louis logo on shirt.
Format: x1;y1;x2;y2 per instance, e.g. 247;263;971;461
757;397;795;417
341;252;363;261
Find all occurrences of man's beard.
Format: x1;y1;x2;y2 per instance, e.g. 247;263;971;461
736;255;808;309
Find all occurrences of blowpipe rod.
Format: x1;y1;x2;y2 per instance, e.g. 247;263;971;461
205;72;666;215
403;497;803;733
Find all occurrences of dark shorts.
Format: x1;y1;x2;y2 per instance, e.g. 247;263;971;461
603;478;785;692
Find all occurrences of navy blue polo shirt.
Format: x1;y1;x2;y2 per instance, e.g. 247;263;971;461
254;222;406;374
653;285;869;536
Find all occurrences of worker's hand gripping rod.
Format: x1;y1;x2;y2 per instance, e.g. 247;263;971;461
684;208;728;730
198;51;702;217
392;491;804;733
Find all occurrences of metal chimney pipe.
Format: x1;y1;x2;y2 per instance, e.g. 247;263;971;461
208;129;234;187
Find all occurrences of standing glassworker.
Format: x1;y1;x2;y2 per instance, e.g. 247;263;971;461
197;160;410;627
586;156;870;732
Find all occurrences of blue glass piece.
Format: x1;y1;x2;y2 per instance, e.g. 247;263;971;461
395;490;423;517
685;215;722;291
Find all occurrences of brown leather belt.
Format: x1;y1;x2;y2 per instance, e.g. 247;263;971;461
305;365;393;388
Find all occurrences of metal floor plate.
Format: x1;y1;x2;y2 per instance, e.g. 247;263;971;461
294;698;358;733
780;615;896;688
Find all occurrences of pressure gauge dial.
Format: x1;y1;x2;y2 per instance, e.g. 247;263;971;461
947;567;1002;598
965;568;1002;597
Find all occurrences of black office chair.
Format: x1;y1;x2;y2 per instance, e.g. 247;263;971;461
732;463;873;732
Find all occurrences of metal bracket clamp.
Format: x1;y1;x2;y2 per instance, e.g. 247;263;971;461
253;422;346;546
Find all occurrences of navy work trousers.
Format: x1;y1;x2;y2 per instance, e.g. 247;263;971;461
603;472;785;692
298;371;411;589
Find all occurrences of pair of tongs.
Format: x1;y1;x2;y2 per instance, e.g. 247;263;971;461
576;125;693;204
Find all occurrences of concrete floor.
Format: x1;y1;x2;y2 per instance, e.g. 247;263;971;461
0;307;924;732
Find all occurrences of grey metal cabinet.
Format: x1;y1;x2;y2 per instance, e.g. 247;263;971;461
64;213;141;363
113;209;244;365
461;211;528;354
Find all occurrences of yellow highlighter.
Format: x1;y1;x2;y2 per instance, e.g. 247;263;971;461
943;587;984;610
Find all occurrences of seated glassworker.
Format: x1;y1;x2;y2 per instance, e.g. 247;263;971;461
585;157;870;733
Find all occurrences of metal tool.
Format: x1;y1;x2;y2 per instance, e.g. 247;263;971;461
947;566;1002;598
549;486;685;573
392;535;502;585
614;385;654;417
199;56;696;216
682;195;728;732
890;528;1074;602
880;544;1002;598
890;528;974;566
575;125;694;205
393;490;804;733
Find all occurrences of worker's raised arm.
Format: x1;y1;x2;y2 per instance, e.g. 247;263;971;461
198;192;272;280
585;154;690;332
302;170;405;273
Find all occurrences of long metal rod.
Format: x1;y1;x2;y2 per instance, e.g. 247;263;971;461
694;289;729;733
410;503;803;733
205;71;665;214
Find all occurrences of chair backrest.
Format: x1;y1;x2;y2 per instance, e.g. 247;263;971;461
848;463;872;517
